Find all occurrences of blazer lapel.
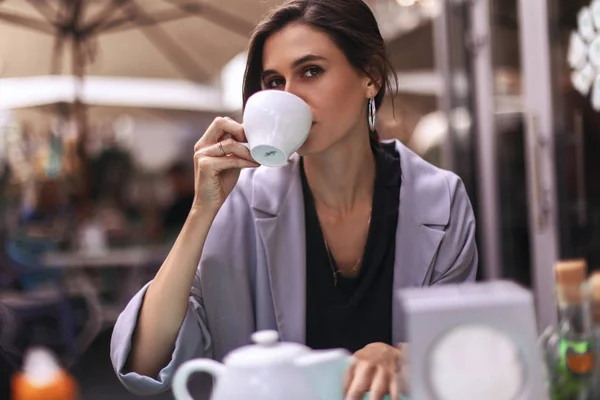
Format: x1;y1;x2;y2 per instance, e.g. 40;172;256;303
252;156;307;344
391;141;450;344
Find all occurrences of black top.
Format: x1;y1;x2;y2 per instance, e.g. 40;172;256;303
303;142;401;353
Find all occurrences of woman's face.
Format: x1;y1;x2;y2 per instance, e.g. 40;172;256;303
261;23;378;155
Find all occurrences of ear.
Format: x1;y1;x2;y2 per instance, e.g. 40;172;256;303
364;65;382;99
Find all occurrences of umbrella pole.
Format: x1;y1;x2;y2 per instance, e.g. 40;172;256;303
72;35;92;219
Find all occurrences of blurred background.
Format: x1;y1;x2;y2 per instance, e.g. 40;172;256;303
0;0;597;398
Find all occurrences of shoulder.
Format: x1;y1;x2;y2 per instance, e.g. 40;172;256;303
388;140;478;284
389;139;469;227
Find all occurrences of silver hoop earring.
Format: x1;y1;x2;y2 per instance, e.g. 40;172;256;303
368;97;376;132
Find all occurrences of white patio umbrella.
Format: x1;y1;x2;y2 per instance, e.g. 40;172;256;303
0;0;280;81
0;0;282;155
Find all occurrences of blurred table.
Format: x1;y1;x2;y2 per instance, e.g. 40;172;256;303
39;245;169;354
41;244;169;318
41;246;169;269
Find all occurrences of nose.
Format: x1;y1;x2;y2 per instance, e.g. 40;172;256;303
283;82;297;96
283;83;309;105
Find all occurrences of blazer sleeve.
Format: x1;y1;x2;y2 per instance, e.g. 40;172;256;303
109;275;210;396
429;176;479;285
110;184;255;396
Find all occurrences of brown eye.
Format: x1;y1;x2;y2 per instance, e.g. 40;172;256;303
266;77;285;89
303;66;323;78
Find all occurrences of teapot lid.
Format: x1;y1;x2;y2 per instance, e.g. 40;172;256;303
224;330;309;368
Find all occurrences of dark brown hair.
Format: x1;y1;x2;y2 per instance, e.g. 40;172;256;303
242;0;396;142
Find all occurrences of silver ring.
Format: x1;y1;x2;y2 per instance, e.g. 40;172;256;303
218;141;226;156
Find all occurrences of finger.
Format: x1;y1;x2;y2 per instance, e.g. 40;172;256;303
195;117;245;150
344;360;357;394
196;153;259;174
197;138;256;163
346;363;375;400
389;374;400;400
368;369;388;400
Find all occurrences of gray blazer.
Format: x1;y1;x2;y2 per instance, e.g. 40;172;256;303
110;140;478;396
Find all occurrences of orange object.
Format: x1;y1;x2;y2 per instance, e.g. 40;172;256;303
11;348;78;400
555;259;588;305
566;348;595;375
555;259;587;285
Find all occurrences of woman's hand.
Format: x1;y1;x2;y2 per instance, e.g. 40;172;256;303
345;342;405;400
192;117;259;214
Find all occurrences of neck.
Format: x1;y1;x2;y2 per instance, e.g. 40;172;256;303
303;131;376;214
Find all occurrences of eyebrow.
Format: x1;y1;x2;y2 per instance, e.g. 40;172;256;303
261;54;327;80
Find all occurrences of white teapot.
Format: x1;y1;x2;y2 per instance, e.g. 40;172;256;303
172;330;352;400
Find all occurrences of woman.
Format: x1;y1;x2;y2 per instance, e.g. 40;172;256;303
111;0;478;398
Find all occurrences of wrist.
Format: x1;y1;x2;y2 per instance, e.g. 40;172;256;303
187;204;218;225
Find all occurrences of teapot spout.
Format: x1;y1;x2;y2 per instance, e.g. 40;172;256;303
294;349;352;400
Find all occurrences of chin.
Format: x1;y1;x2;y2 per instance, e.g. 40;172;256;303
296;127;331;157
296;137;325;157
295;144;312;157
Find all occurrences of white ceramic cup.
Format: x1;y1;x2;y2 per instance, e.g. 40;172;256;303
242;90;313;167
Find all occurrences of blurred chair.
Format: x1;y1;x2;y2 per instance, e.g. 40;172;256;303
5;235;62;290
0;236;77;365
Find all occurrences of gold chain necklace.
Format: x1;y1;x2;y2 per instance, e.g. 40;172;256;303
321;212;372;286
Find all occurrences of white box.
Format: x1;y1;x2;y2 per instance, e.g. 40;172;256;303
397;280;548;400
